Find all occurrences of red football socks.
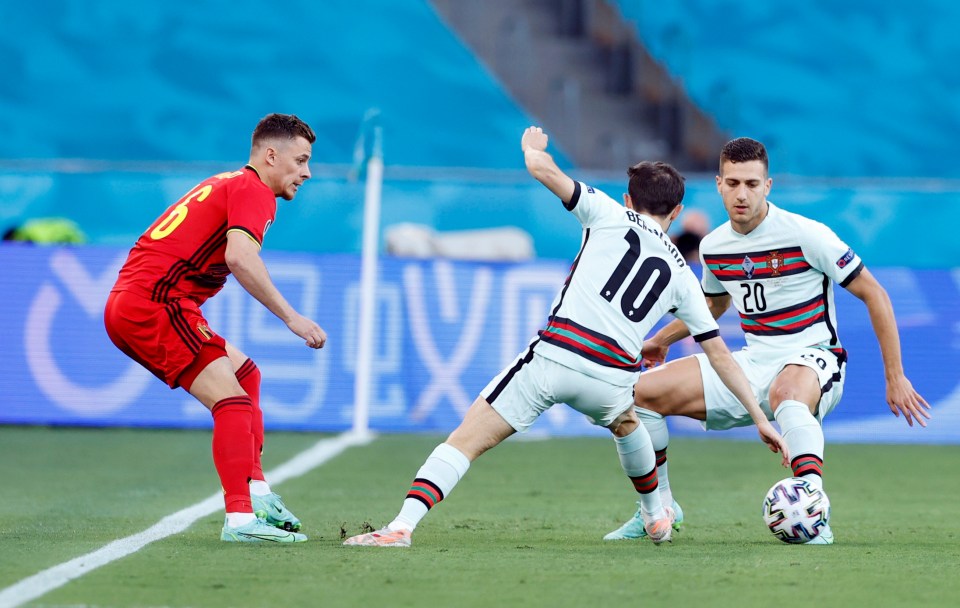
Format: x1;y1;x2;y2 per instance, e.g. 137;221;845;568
211;396;255;513
235;359;265;482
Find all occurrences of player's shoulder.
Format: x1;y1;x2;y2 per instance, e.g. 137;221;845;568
769;202;837;240
576;181;619;206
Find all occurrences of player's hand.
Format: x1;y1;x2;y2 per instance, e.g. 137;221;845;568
286;313;327;349
640;339;669;369
757;420;790;467
521;126;548;153
886;374;931;427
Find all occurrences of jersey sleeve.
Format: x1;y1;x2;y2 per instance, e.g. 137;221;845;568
226;181;277;247
699;247;727;296
674;269;720;342
565;182;621;228
799;219;864;287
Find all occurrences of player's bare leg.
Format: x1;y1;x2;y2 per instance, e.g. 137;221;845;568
344;397;515;547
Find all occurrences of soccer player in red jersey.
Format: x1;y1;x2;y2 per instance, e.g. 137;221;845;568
104;113;325;543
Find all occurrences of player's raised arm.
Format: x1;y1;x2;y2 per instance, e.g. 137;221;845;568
521;126;576;204
842;267;931;427
699;336;790;466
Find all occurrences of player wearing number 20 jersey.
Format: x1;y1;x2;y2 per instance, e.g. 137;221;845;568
531;181;720;388
700;201;863;356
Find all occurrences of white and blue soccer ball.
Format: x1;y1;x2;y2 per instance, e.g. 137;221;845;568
761;477;831;544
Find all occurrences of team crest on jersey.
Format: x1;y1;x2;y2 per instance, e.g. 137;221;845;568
196;323;213;340
742;255;755;279
768;251;784;276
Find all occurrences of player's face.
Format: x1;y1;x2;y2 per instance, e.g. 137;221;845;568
716;159;771;234
272;136;313;201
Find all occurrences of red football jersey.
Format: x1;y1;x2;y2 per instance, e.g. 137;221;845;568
112;166;276;304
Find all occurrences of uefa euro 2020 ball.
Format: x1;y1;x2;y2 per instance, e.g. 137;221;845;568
761;477;830;544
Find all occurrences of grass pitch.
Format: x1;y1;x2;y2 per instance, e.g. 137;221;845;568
1;426;957;607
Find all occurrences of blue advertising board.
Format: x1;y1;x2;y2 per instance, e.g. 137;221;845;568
1;245;956;443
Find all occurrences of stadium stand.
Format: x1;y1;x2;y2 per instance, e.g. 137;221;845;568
612;0;960;177
0;1;534;168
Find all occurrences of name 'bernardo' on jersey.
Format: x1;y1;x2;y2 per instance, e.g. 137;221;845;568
624;210;685;268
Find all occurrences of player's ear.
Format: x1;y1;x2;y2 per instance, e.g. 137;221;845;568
670;204;684;221
623;193;634;210
264;146;278;167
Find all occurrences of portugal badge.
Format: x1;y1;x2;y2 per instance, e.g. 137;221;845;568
768;251;784;276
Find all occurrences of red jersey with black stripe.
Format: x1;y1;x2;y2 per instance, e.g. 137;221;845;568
112;166;276;304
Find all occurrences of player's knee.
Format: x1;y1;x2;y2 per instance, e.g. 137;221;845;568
609;409;638;437
769;384;815;411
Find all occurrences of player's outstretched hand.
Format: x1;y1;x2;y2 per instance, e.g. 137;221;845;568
757;420;790;468
286;313;327;349
640;339;669;369
521;126;548;153
886;374;931;427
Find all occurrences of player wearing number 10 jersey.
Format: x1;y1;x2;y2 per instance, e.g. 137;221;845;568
605;137;930;544
342;127;786;549
104;113;326;543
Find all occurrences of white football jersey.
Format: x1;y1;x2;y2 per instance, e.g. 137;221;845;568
533;182;719;386
700;202;863;355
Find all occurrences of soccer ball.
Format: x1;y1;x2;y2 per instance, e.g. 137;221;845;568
761;477;830;544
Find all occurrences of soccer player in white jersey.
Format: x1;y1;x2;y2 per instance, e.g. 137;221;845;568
343;127;787;548
604;137;931;545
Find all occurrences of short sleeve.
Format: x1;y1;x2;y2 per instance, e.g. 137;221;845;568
699;249;726;296
674;269;720;341
799;219;863;287
567;182;622;228
226;180;277;247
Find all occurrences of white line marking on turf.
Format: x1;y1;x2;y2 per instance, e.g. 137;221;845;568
0;430;376;608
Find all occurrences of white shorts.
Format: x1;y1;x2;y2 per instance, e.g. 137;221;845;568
694;347;846;431
480;352;634;433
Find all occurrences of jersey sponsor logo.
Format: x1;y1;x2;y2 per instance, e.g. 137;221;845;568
836;248;855;268
768;251;785;276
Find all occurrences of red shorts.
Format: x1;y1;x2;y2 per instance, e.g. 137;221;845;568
104;290;227;389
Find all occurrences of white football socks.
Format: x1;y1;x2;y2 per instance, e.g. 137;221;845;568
614;425;664;520
226;512;256;527
249;480;272;496
637;407;673;506
774;399;825;488
390;442;471;532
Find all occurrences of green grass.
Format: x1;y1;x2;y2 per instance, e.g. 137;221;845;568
2;427;958;607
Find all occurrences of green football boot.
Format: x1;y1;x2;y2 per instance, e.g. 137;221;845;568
252;492;302;532
221;517;307;543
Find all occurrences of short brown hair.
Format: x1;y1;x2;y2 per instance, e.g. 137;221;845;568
719;137;768;174
252;113;316;147
626;161;685;216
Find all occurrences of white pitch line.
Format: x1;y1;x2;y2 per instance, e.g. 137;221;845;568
0;429;376;608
